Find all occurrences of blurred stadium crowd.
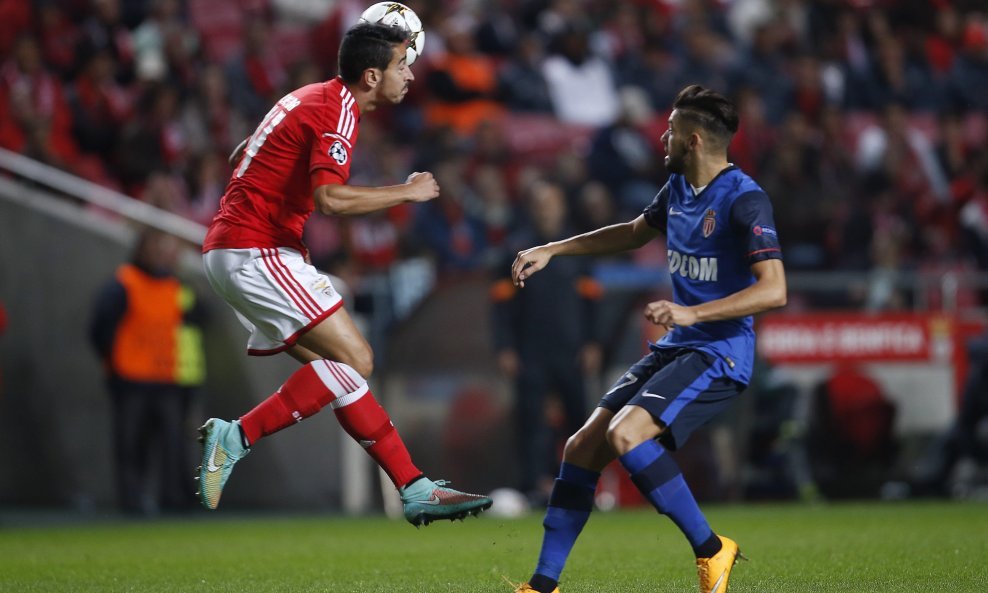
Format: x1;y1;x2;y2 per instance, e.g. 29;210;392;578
2;0;987;309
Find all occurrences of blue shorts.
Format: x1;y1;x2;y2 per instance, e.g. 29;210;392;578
598;348;744;450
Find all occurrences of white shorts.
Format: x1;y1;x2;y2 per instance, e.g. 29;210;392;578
203;247;344;356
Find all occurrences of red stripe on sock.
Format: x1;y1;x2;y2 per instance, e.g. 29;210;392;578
326;361;357;393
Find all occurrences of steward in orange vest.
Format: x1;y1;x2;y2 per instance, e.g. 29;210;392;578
89;230;206;513
90;236;205;387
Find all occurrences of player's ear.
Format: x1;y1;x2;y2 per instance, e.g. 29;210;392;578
688;130;703;152
363;67;382;89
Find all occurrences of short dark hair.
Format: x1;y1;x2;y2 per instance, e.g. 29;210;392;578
338;23;410;84
672;85;739;148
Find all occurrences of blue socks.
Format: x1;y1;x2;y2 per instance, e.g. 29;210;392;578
528;441;721;592
530;463;600;590
619;439;720;558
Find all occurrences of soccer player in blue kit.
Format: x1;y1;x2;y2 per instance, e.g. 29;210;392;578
509;85;787;593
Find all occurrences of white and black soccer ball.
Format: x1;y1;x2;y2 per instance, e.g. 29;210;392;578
358;2;426;66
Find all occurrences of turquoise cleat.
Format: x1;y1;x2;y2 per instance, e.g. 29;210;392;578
400;478;493;527
196;418;250;510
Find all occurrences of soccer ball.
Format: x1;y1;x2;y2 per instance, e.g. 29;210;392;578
358;2;426;66
486;488;530;518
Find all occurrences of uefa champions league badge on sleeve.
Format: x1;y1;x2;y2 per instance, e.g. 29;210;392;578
329;141;348;165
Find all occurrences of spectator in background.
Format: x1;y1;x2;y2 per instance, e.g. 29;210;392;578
473;163;514;249
498;32;554;114
542;22;620;127
761;112;829;270
80;0;135;84
572;181;617;234
0;35;79;170
947;15;988;113
225;16;286;123
960;168;988;271
424;14;504;135
615;39;680;113
912;328;988;497
856;100;950;206
0;0;31;58
182;150;227;226
180;63;246;158
132;0;198;86
116;83;186;191
805;366;897;499
36;3;80;77
67;48;133;163
729;87;775;178
934;112;972;181
861;37;941;112
585;86;663;214
925;5;963;76
412;156;489;271
89;229;207;514
673;24;736;99
467;119;524;197
491;180;602;504
733;20;791;125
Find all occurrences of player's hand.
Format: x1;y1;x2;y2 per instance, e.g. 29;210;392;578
511;245;553;287
644;300;698;330
405;171;440;202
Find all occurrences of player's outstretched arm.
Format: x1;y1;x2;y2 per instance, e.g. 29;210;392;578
512;214;660;287
645;258;787;329
314;172;439;216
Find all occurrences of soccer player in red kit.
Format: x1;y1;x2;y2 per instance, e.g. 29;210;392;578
197;22;492;525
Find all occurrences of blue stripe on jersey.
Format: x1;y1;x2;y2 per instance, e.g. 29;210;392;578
641;166;783;385
658;360;718;427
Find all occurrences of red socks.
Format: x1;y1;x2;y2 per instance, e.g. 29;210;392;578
239;361;421;488
332;391;422;488
239;361;334;444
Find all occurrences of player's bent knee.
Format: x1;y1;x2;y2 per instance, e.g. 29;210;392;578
563;428;601;461
349;346;374;378
604;420;639;455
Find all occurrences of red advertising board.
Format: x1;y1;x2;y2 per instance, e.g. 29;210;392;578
757;313;954;364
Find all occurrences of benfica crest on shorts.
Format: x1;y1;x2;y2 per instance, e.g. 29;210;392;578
702;209;716;238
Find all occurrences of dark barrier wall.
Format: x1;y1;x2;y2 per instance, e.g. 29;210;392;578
0;183;343;510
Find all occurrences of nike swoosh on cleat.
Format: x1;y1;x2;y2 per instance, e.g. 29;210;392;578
206;441;222;473
641;391;667;400
709;570;727;593
417;494;441;506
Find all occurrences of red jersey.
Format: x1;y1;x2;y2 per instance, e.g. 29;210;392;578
203;78;360;254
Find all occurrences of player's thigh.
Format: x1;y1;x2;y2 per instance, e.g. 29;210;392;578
598;351;665;411
563;407;617;471
628;349;741;451
295;307;374;376
285;343;324;364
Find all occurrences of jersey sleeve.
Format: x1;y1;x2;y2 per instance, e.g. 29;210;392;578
308;106;353;186
642;183;670;230
730;190;783;264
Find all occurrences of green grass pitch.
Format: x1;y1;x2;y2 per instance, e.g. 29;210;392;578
1;501;986;592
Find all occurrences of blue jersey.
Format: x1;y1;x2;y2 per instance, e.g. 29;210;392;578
642;166;782;385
